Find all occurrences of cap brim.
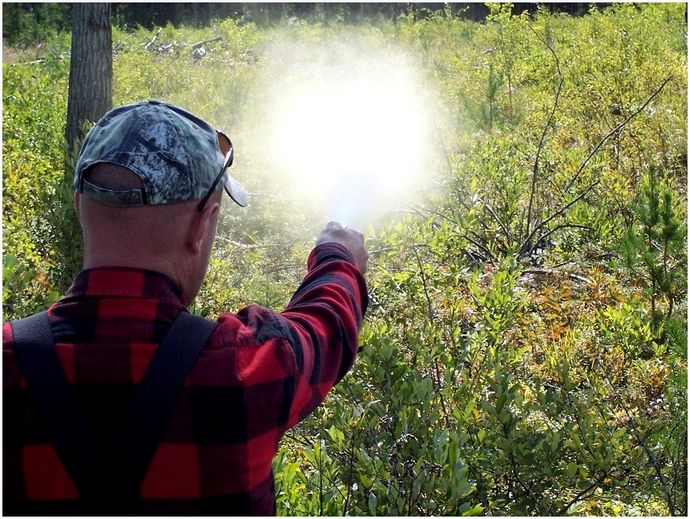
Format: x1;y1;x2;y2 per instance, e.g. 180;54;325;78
223;174;249;207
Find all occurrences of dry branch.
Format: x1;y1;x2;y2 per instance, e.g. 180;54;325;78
482;200;514;242
563;75;674;194
522;267;592;284
533;224;592;254
144;28;162;50
559;470;612;514
526;22;564;236
191;36;223;49
518;180;600;255
465;232;497;264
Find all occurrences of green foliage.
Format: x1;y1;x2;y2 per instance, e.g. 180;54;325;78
272;218;482;515
3;4;686;516
2;49;73;316
622;165;686;335
2;3;71;47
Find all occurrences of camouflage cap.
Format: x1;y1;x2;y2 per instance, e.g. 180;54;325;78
74;99;248;207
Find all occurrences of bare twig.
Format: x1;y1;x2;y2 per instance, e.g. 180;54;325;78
433;120;455;177
463;247;487;265
342;431;357;516
317;440;324;516
368;245;398;256
420;207;460;227
563;76;673;194
412;247;435;323
515;73;673;259
559;470;611;514
191;36;223;49
532;224;593;254
284;431;314;449
518;180;600;255
412;247;451;429
622;407;676;515
525;22;564;236
14;58;46;65
499;415;531;498
144;27;162;50
522;267;592;284
465;232;497;264
409;467;434;514
482;200;514;242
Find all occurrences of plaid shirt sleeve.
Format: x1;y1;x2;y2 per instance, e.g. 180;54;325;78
224;242;368;431
279;242;368;426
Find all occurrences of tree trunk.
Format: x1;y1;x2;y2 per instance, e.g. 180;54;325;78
65;3;112;162
58;3;112;294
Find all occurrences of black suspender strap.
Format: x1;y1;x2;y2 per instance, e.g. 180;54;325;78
113;311;217;495
10;310;218;502
11;311;105;497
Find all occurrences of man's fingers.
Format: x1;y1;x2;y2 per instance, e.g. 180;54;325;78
315;222;368;274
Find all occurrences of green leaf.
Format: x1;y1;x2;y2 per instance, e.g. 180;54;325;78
462;504;484;516
368;492;378;515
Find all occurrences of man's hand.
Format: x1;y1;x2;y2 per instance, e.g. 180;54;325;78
316;222;369;274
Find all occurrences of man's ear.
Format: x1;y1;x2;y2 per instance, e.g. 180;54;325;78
187;201;220;255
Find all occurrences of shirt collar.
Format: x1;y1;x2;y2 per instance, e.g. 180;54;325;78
64;267;184;304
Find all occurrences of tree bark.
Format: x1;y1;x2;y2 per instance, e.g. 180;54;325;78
65;3;112;162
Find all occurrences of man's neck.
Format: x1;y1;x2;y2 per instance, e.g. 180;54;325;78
83;252;196;306
84;253;180;282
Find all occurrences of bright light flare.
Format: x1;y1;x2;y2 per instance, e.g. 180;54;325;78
262;47;435;227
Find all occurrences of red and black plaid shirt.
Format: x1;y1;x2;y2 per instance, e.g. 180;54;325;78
3;243;367;515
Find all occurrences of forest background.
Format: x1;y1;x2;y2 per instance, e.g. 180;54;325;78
2;2;688;516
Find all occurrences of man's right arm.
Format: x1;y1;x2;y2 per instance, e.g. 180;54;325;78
215;223;368;431
278;223;368;427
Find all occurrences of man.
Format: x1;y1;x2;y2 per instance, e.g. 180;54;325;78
3;100;368;515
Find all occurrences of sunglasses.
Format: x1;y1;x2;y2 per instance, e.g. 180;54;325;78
197;131;234;213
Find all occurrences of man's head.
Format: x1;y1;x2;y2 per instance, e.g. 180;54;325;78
75;99;248;208
74;100;248;305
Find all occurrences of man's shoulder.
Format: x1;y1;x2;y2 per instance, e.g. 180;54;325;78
188;306;297;388
3;321;11;339
3;320;17;351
